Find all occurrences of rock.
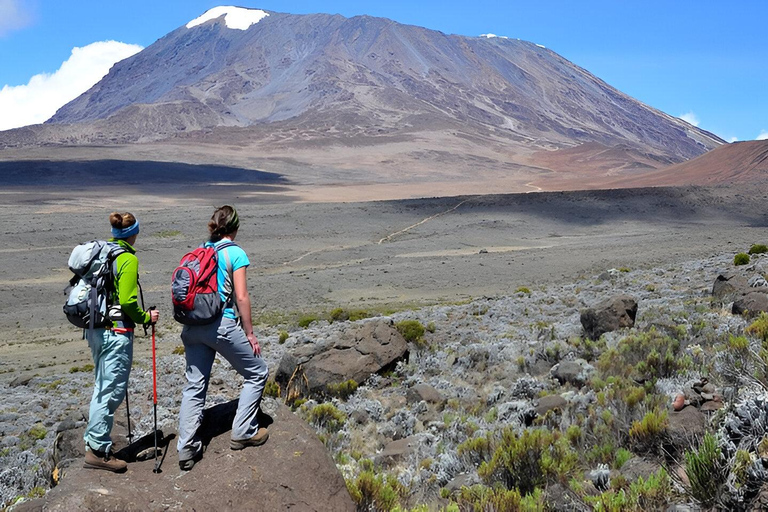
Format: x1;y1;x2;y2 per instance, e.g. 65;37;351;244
667;406;706;453
375;435;421;467
406;384;444;406
700;400;724;412
275;319;408;399
16;401;355;512
535;394;567;417
551;359;594;387
732;292;768;317
580;295;637;340
350;410;370;425
712;273;748;300
750;482;768;512
749;275;768;288
9;374;33;387
544;483;590;512
444;473;479;494
672;394;686;412
620;457;663;482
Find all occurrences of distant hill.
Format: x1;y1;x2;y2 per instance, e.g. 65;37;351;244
592;140;768;189
0;7;726;196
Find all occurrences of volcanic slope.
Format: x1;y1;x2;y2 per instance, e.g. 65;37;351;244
0;7;723;195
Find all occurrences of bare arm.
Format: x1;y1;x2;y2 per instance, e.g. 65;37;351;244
233;266;260;356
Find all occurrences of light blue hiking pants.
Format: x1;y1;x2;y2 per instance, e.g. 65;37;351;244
177;317;269;461
84;328;133;453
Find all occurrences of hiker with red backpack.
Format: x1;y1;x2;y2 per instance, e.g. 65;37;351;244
79;212;160;472
174;205;269;471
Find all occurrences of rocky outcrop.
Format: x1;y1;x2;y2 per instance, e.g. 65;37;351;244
275;319;408;399
15;400;354;512
580;295;638;340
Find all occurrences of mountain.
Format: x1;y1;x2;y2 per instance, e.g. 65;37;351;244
0;7;726;197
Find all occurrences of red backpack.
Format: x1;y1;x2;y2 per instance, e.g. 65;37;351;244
171;241;235;325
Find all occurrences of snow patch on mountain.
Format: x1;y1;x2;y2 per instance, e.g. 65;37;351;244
186;6;269;31
480;33;508;39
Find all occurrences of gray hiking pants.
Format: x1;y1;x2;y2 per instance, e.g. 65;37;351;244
176;317;268;461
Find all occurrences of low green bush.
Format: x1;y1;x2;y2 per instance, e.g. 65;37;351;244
396;320;426;346
684;432;725;508
749;244;768;255
298;314;319;328
278;330;289;344
326;379;358;399
263;380;280;398
734;253;751;266
307;403;346;432
346;468;407;511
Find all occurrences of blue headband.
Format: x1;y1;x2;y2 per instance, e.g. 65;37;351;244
112;219;140;239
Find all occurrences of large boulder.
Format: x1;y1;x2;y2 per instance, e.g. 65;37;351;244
712;273;749;301
15;400;355;512
732;292;768;317
580;295;638;340
276;319;408;399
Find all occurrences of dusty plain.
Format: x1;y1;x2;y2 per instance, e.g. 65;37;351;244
2;159;768;383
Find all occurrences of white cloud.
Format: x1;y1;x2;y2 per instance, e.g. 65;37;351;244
0;41;143;131
0;0;33;36
757;130;768;141
679;111;699;127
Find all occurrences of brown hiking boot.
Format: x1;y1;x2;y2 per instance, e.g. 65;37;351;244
84;447;127;473
230;427;269;450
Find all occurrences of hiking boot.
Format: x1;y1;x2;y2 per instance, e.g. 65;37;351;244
84;447;127;473
230;427;269;450
179;448;204;471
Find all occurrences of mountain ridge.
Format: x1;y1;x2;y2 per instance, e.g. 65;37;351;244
0;7;730;197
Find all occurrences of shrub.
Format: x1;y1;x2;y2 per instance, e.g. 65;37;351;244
585;468;671;511
326;379;358;399
684;432;725;507
396;320;426;346
329;308;348;322
307;403;346;432
478;428;577;495
734;253;751;266
298;314;319;328
746;312;768;342
516;286;532;294
264;380;280;398
28;424;47;441
597;328;684;382
629;410;668;452
346;469;407;511
172;345;185;355
278;330;289;344
614;448;633;469
68;363;94;373
453;485;545;512
749;244;768;255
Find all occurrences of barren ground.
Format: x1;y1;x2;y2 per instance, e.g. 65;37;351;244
2;178;767;381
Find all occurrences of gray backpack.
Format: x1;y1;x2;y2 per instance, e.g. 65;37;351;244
64;240;125;330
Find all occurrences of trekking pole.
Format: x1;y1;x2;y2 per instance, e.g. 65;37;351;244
150;310;162;474
125;389;134;443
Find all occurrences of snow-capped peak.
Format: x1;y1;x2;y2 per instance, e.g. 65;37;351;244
480;33;509;39
186;6;269;31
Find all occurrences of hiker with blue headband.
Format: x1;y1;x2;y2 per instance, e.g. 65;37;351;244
83;211;160;472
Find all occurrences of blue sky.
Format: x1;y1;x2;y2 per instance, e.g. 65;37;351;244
0;0;765;141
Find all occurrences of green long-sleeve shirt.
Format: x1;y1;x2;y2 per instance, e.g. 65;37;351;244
110;238;150;326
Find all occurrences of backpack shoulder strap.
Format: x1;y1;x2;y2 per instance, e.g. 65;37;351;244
216;242;238;317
